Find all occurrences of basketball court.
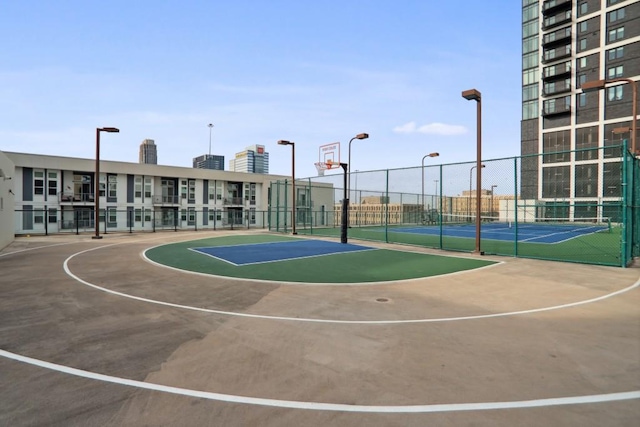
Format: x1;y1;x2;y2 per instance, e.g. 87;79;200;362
0;230;638;426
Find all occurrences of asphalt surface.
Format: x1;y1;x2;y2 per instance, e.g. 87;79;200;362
1;231;638;426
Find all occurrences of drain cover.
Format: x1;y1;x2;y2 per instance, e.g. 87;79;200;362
376;298;389;302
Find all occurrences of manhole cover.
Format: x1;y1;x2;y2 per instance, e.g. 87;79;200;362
376;298;389;302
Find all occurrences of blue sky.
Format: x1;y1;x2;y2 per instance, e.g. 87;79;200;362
1;0;521;178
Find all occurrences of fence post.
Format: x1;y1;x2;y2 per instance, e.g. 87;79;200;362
195;210;198;232
439;165;443;249
621;139;628;267
514;156;519;257
44;207;48;236
153;209;156;232
385;170;389;243
129;209;133;233
75;210;79;235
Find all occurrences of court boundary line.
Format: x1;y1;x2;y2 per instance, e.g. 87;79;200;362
1;349;637;413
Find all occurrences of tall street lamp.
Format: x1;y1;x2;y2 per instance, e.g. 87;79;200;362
490;184;498;217
462;88;483;253
208;123;214;157
468;164;485;221
93;127;120;239
277;140;297;235
421;152;440;221
348;133;369;202
582;78;637;155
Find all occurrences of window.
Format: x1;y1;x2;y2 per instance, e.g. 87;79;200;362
181;180;187;199
603;162;621;197
544;45;571;61
522;100;538;120
99;175;106;197
579;57;587;69
543;130;571;163
523;69;539;85
144;208;152;222
108;208;117;227
188;180;195;202
523;19;538;38
522;36;538;54
579;21;587;33
523;3;538;22
108;175;117;198
209;210;216;221
579;38;587;51
34;210;44;224
48;208;57;224
216;181;223;200
575;126;599;161
144;177;152;198
608;7;625;23
250;208;256;225
577;73;587;87
48;172;57;196
542;166;571;198
608;0;621;5
522;51;538;69
607;46;624;61
208;181;216;201
181;209;187;221
579;2;588;16
134;177;142;198
135;209;142;222
188;208;196;225
607;86;623;101
607;65;623;78
250;183;256;205
543;96;570;115
34;171;44;195
575;164;598;197
578;93;587;107
608;27;624;42
523;83;538;100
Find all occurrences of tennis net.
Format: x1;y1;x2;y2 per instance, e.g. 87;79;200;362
439;214;612;232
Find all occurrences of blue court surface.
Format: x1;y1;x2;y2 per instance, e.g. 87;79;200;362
388;222;609;244
190;239;375;266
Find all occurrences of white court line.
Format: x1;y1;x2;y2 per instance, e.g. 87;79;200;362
0;241;81;258
63;245;640;324
1;349;637;413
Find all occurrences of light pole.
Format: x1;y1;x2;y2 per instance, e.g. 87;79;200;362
468;164;485;221
93;127;120;239
490;184;498;217
582;78;637;155
462;88;482;253
208;123;214;157
277;140;297;235
347;133;368;228
421;152;440;221
434;179;439;214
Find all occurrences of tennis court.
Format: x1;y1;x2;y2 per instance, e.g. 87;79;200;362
388;218;611;244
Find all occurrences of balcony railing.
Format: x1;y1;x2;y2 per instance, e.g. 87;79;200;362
59;192;94;203
542;97;571;116
543;61;571;80
542;10;571;30
153;195;180;204
542;79;571;96
223;197;244;205
542;0;572;16
542;44;571;63
542;26;571;47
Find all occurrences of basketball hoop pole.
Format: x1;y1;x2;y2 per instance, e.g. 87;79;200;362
340;163;348;244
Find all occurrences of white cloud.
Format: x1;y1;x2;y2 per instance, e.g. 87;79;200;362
394;122;467;136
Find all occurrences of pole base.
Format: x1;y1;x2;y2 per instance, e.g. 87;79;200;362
92;235;103;240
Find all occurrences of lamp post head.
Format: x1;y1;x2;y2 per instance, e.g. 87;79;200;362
581;79;607;92
277;140;294;146
462;89;481;102
428;152;439;157
208;123;214;128
355;133;369;140
100;127;120;133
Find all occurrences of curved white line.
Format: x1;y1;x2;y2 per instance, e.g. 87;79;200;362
63;246;640;324
0;241;81;258
1;349;637;413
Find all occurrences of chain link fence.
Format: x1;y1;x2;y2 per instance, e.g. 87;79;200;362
270;144;633;267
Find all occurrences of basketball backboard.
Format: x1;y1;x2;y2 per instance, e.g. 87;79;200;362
319;142;340;168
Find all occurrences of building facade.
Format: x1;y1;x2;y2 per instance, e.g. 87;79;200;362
6;151;287;235
193;154;225;171
139;139;158;164
229;145;269;174
521;0;639;218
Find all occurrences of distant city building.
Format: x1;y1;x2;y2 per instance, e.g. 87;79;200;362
229;145;269;174
139;139;157;165
193;154;225;171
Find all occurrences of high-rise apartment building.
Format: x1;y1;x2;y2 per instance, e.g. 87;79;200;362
139;139;158;164
229;145;269;173
521;0;639;217
193;154;225;170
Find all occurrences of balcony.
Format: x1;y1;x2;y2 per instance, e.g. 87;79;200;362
542;96;571;116
542;44;571;64
542;10;571;30
59;191;94;204
542;79;571;97
542;26;571;48
223;197;244;205
542;0;572;16
542;60;571;81
153;195;180;205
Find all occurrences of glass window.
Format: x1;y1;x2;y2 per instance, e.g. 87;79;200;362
608;7;625;23
108;175;117;198
522;68;539;85
108;208;117;226
208;181;216;200
523;19;538;37
523;4;538;22
522;100;538;120
543;130;571;163
579;2;588;16
608;0;621;5
144;208;152;222
48;208;57;224
603;162;621;197
575;164;598;197
579;21;587;33
144;177;152;198
188;180;196;202
607;46;624;61
578;93;587;107
607;86;623;101
134;176;142;198
523;83;538;101
575;126;599;161
48;179;57;196
522;36;538;54
216;182;223;200
181;180;187;199
578;73;587;87
607;65;623;78
579;57;587;68
579;38;587;51
542;166;571;198
134;208;142;222
522;51;538;69
608;27;624;42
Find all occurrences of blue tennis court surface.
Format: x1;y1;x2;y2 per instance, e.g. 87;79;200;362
191;239;375;266
388;222;609;244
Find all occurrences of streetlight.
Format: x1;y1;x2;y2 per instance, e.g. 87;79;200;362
277;140;297;235
348;133;369;202
208;123;214;157
468;164;485;221
433;179;439;220
421;152;440;222
490;184;498;217
462;88;482;253
93;127;120;239
582;78;637;155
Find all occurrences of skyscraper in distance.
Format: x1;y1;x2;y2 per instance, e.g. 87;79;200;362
229;145;269;173
139;139;158;164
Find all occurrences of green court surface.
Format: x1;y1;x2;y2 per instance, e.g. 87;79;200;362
295;225;622;266
145;234;496;283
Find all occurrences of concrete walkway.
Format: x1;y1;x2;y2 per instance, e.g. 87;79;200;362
0;231;638;426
